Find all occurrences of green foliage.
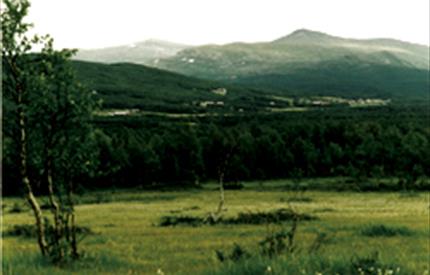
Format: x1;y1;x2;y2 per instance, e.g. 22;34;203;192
351;252;404;275
158;209;316;227
360;224;413;237
9;202;26;213
67;108;429;191
283;196;313;203
223;182;244;190
2;0;100;192
226;209;316;225
2;0;100;263
5;106;430;194
159;216;205;227
259;226;297;258
215;244;251;263
4;224;94;239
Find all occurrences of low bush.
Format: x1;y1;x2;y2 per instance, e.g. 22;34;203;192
4;224;94;238
398;191;421;198
359;224;413;237
308;232;332;254
313;207;335;213
158;216;205;227
224;208;316;225
75;193;176;205
215;243;251;263
281;197;313;203
259;226;297;257
351;252;403;275
159;208;317;227
8;202;26;213
223;182;244;190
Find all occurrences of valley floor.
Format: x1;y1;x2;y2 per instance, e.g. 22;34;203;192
2;181;429;275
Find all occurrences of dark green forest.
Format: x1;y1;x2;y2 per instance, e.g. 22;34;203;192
4;104;430;195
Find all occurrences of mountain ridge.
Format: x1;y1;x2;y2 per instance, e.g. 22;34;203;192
74;39;191;65
73;30;429;100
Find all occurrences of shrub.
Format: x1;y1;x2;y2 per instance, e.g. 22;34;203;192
4;224;94;238
281;197;313;203
308;232;331;254
159;216;205;227
8;202;25;213
159;208;317;227
224;208;316;225
313;208;335;213
223;182;244;190
259;227;297;257
351;252;404;275
215;243;251;263
398;191;420;198
360;224;413;237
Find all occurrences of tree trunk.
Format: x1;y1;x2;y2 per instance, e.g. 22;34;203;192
212;149;234;220
46;156;64;260
67;180;79;258
216;171;225;215
18;103;48;255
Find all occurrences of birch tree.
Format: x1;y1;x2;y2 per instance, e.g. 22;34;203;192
2;0;98;262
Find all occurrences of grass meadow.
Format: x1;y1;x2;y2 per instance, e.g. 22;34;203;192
2;180;429;275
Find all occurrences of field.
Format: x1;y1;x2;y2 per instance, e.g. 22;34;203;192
2;180;429;275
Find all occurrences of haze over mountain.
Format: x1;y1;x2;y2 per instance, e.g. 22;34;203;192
74;39;191;66
158;29;428;71
74;29;429;100
154;30;429;99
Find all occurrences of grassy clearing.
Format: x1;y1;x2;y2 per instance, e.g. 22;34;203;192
2;181;429;274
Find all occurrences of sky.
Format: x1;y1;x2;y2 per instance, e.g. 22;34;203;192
26;0;430;49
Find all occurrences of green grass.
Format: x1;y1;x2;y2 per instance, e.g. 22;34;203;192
204;253;413;275
2;180;429;274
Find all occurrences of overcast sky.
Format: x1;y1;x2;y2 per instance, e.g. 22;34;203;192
26;0;429;49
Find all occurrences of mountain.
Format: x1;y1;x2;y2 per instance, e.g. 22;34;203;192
74;39;191;66
156;29;429;99
73;30;429;100
71;61;273;113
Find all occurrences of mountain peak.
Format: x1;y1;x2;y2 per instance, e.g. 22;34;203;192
137;39;189;48
273;29;338;44
290;29;325;36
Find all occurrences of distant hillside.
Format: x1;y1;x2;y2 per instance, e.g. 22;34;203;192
156;29;429;99
74;39;191;66
71;61;272;113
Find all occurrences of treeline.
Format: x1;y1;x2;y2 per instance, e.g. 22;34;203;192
99;113;430;186
4;108;430;195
